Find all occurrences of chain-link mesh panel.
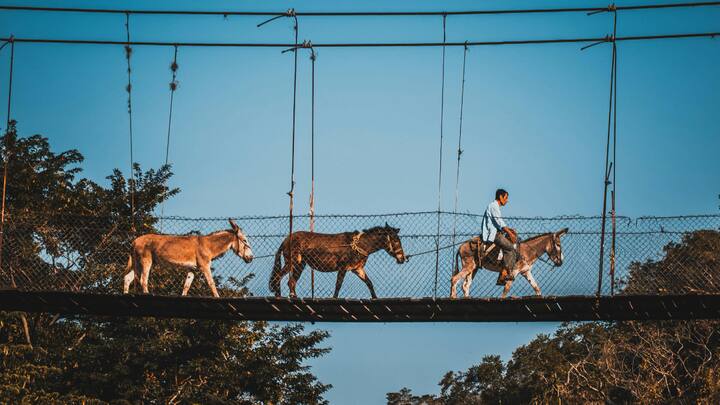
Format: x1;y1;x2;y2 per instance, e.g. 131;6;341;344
1;213;718;298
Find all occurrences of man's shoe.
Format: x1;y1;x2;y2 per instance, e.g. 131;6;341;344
496;270;508;285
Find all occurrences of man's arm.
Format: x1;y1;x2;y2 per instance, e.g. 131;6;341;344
490;203;517;243
489;203;507;230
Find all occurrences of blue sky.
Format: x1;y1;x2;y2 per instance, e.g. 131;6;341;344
1;0;719;403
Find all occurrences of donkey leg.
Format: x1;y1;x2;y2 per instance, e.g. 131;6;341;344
333;270;347;298
139;254;152;294
200;264;220;298
123;270;135;294
500;278;514;298
451;258;476;298
181;272;195;296
352;267;377;299
523;270;542;296
122;254;135;294
450;269;471;298
462;273;473;298
287;261;304;298
271;257;292;297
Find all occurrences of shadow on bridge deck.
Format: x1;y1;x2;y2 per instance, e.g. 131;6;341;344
2;290;720;322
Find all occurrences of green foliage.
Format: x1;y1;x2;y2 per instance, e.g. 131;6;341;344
388;230;720;404
0;122;331;404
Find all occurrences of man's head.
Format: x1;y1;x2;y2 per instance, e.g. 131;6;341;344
495;188;509;206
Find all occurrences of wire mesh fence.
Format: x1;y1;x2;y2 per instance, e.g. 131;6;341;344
0;212;718;299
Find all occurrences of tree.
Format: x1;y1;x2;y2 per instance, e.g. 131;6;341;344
387;230;720;404
0;122;331;404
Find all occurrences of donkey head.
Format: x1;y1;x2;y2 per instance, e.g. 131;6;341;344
229;219;254;263
546;227;569;267
383;222;406;264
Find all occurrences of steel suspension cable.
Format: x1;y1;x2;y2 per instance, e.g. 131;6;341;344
434;14;447;299
124;12;136;232
1;2;719;16
451;43;469;262
1;32;718;48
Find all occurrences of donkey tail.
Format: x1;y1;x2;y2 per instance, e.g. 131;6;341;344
270;241;285;296
452;247;460;277
125;254;133;272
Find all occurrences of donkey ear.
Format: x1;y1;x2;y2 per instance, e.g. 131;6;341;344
385;222;390;228
557;227;569;236
229;218;239;231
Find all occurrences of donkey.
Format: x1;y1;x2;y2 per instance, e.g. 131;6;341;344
123;219;253;297
450;228;568;299
271;224;406;299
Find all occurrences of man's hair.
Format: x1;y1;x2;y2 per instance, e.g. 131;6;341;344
495;188;508;200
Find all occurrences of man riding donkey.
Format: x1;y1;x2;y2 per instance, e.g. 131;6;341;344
451;188;568;298
481;188;519;285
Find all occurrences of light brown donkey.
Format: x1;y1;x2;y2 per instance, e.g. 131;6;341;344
123;219;253;297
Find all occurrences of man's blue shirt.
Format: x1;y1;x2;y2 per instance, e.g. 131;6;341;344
481;200;507;242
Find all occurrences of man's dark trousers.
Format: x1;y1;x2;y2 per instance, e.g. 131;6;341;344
494;232;517;276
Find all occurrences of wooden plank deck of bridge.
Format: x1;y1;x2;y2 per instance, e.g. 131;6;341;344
2;290;720;322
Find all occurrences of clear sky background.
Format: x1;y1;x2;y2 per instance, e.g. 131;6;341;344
1;0;719;403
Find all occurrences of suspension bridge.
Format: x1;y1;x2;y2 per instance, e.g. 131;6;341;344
0;3;718;321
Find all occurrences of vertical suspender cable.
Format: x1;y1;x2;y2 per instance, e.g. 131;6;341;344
610;10;619;296
165;45;178;168
452;43;469;258
309;50;316;233
287;13;299;294
124;12;136;231
0;37;15;277
597;7;618;297
434;14;447;299
258;9;299;296
309;48;316;299
160;45;179;231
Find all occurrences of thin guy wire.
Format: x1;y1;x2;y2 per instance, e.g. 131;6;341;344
434;14;447;299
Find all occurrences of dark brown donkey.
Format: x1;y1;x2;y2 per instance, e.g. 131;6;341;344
271;224;407;298
123;219;253;297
